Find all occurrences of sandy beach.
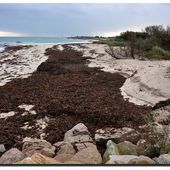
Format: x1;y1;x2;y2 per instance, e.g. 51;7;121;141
0;44;151;151
73;44;170;106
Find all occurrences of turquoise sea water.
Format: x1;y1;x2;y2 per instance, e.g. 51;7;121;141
0;37;90;51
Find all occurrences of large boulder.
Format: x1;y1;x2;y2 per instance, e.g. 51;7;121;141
117;141;138;155
103;140;119;163
16;153;60;164
106;155;138;164
64;123;94;151
65;146;102;164
154;154;170;164
95;127;140;144
22;138;55;157
0;148;25;164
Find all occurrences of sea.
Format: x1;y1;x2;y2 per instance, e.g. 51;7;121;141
0;37;90;52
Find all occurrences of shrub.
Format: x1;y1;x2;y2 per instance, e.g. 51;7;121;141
146;46;170;60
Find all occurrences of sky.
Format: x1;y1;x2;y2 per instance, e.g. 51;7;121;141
0;3;170;37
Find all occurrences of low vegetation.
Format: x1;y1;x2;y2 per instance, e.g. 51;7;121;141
105;25;170;60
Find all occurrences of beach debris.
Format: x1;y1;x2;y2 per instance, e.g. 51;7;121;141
0;111;16;119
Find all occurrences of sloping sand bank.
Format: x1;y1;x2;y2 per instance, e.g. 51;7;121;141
74;44;170;106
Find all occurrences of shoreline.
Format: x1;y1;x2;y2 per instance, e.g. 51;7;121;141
1;43;170;106
0;44;150;150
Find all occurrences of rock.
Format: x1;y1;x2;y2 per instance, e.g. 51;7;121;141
143;144;160;158
54;153;73;163
47;100;64;117
54;141;76;155
95;127;140;144
154;154;170;164
64;123;94;151
103;140;119;163
74;142;96;151
106;155;138;164
64;123;91;142
128;155;156;164
16;157;37;164
22;138;55;157
0;148;25;164
16;153;60;164
117;141;138;155
66;146;102;164
0;144;6;153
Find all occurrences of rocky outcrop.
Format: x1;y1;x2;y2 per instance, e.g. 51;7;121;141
22;138;55;157
0;148;25;164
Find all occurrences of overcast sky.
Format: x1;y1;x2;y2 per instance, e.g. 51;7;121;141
0;3;170;37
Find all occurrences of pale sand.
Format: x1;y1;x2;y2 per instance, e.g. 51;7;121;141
0;44;64;86
72;44;170;106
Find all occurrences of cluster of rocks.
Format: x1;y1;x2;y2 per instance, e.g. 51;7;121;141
0;123;170;164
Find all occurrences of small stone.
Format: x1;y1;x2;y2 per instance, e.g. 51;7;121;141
103;140;119;163
0;144;6;153
117;141;138;155
0;148;25;164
